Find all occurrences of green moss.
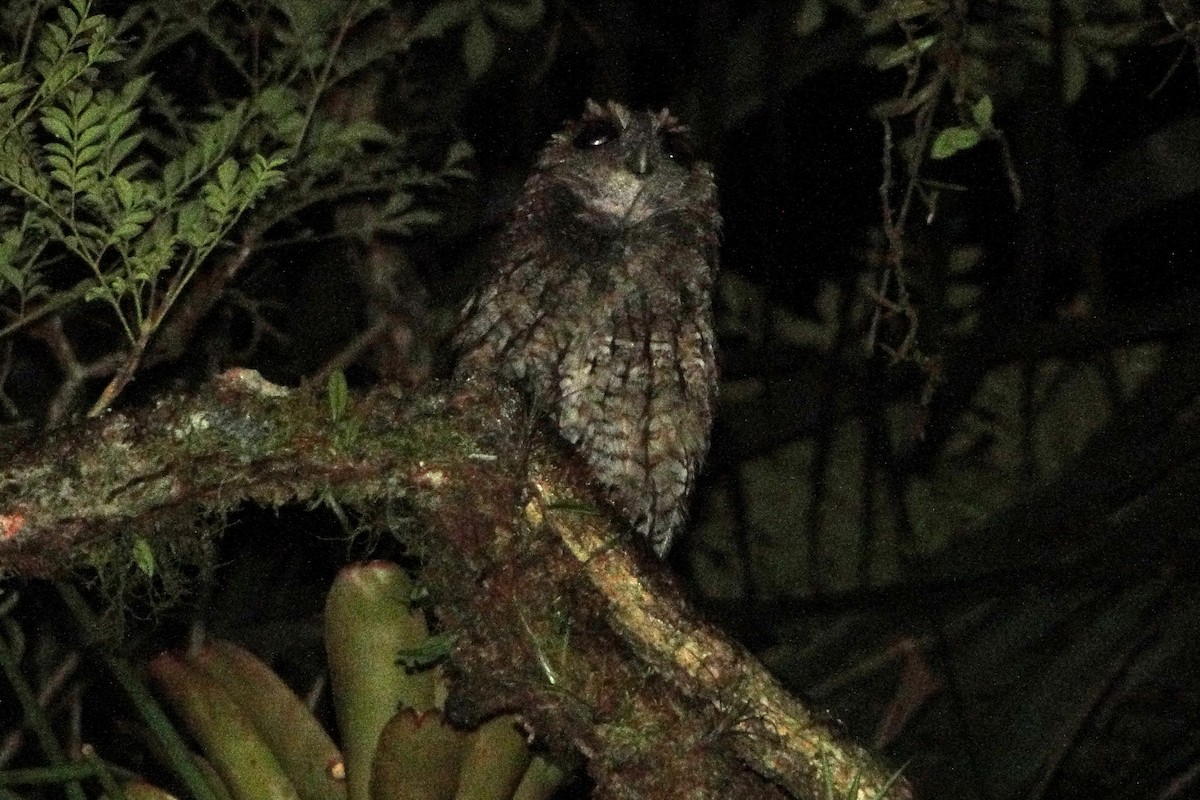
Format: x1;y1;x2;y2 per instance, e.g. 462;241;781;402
71;519;219;633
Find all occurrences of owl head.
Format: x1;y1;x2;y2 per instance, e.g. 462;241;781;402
535;99;716;227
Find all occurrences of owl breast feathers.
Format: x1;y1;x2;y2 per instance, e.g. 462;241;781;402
454;100;720;557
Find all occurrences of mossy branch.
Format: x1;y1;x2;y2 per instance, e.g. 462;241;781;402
0;369;912;800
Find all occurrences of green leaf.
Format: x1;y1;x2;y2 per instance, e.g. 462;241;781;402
868;0;944;23
396;632;457;670
327;369;348;422
1061;42;1088;104
42;26;69;62
874;34;937;70
88;37;123;65
408;0;475;41
107;131;143;170
50;168;73;189
40;113;71;141
124;209;154;227
379;208;443;235
112;222;145;241
252;85;299;123
443;139;474;167
0;81;29;101
176;200;212;247
78;101;105;131
60;5;83;31
930;125;981;159
107;107;140;141
112;175;134;207
216;157;239;191
273;0;339;44
132;534;156;578
119;73;151;104
77;143;103;165
485;0;545;31
203;184;232;217
79;14;108;35
0;229;27;293
384;190;414;216
462;15;496;79
971;95;993;129
795;0;826;36
161;161;183;193
0;262;26;294
75;162;100;186
77;122;105;149
335;118;396;148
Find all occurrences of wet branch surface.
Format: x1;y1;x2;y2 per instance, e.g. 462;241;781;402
0;369;910;800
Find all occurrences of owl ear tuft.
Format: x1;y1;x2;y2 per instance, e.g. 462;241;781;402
584;98;607;118
606;101;632;129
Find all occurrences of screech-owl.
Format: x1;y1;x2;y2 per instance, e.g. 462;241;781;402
454;99;719;556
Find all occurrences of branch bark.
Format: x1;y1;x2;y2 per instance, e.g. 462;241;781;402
0;369;912;800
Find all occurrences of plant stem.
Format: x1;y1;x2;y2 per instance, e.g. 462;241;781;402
55;584;222;800
86;329;149;417
0;625;89;800
0;763;100;785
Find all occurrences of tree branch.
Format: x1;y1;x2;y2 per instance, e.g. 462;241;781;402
0;369;911;800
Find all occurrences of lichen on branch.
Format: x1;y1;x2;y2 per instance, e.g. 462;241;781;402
0;368;910;800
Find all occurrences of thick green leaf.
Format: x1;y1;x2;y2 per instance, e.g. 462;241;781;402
369;710;466;800
190;640;346;800
454;716;530;800
325;563;436;800
511;757;568;800
146;652;303;800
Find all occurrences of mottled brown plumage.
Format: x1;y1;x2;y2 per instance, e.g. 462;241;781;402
454;100;720;556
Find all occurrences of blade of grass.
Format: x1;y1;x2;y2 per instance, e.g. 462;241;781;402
0;623;88;800
0;763;100;785
56;583;220;800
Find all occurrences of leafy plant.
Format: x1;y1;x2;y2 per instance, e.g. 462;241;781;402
408;0;546;79
0;565;569;800
0;0;478;422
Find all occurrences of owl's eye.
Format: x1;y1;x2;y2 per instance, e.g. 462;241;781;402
660;131;695;167
573;118;619;149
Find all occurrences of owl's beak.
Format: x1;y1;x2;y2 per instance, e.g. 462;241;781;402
626;147;654;176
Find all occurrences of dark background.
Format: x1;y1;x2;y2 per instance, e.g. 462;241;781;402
7;1;1200;798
